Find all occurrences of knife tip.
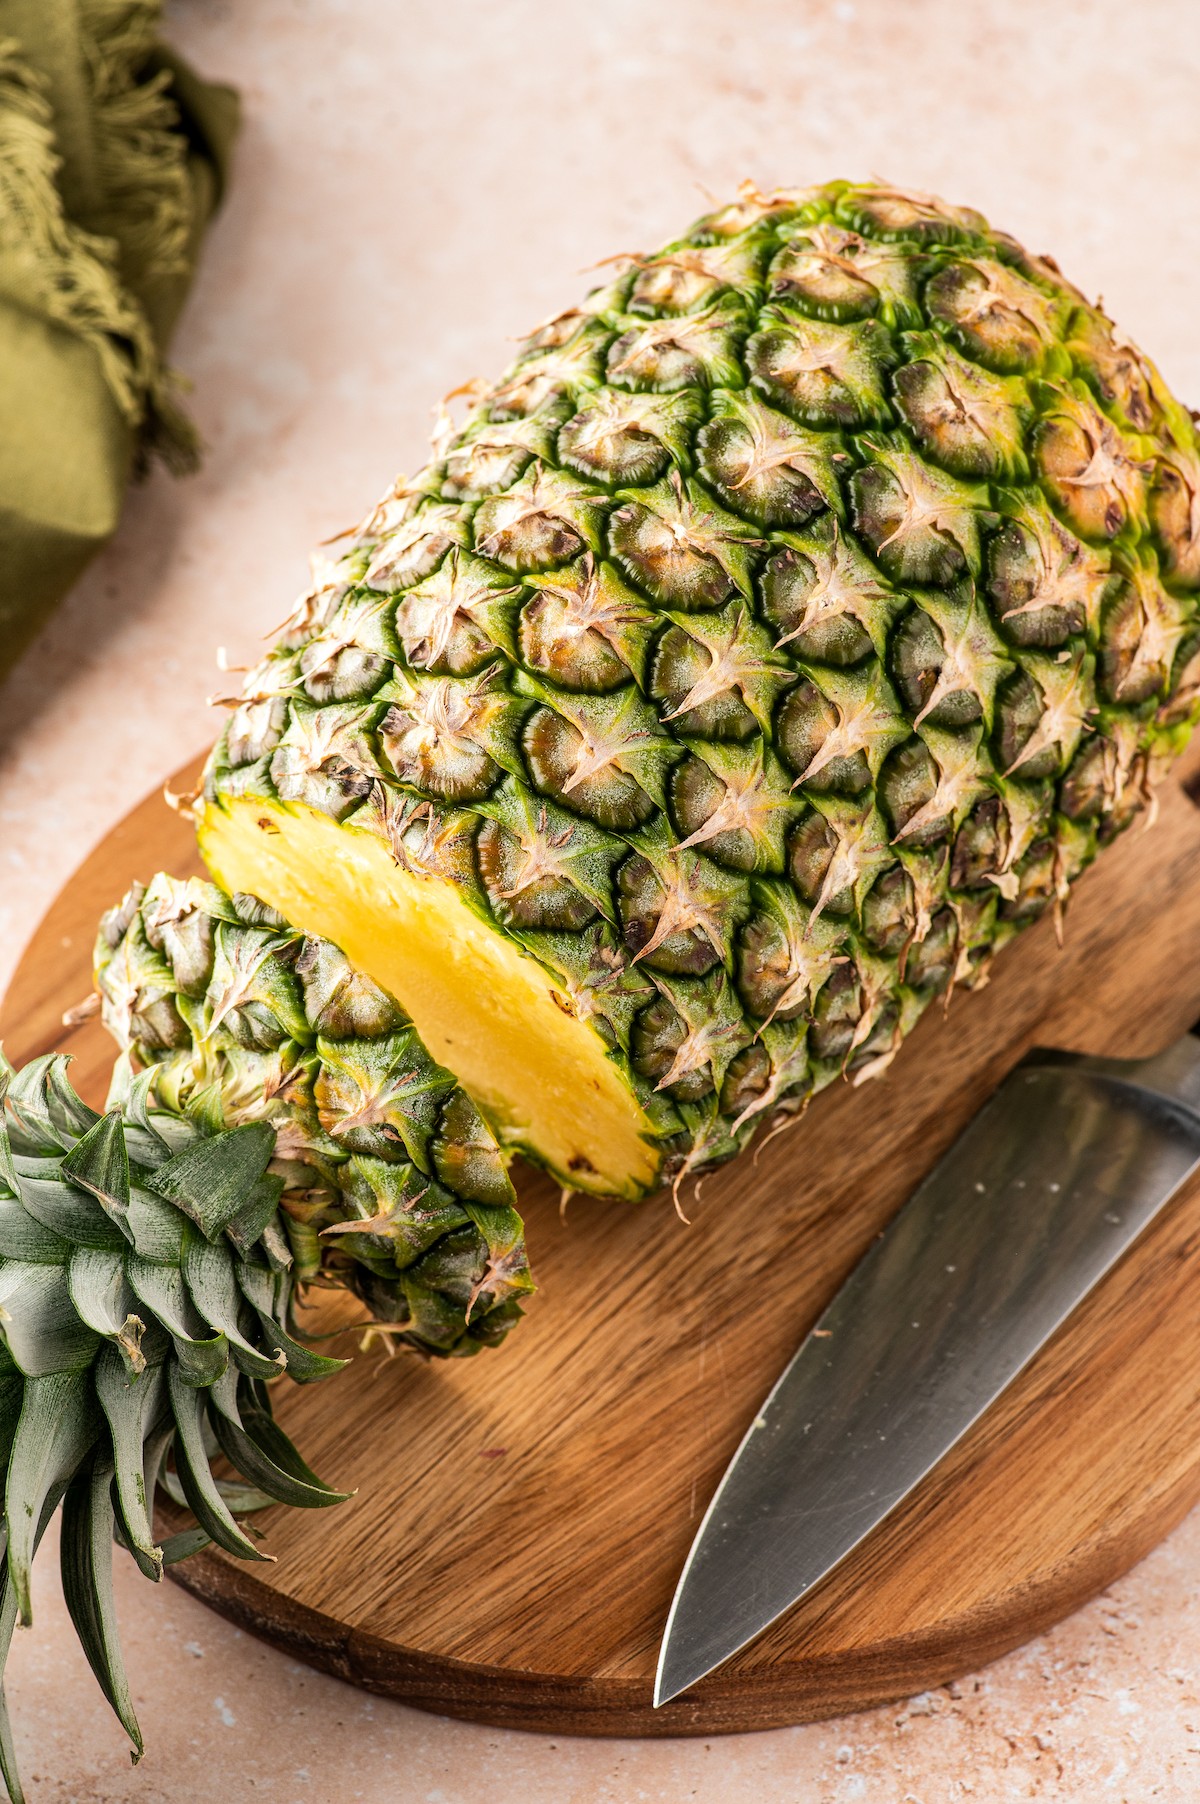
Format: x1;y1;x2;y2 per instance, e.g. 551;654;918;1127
652;1639;706;1709
651;1665;679;1710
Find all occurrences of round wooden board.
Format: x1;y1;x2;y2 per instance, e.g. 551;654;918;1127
7;754;1200;1737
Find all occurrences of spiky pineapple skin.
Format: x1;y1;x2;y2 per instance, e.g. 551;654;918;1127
202;180;1200;1196
95;875;532;1353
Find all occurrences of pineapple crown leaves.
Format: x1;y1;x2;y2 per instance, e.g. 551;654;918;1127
0;1051;350;1799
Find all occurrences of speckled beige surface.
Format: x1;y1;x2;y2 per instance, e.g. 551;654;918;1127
2;0;1200;1796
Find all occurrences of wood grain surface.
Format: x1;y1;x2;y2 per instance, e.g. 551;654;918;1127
6;750;1200;1737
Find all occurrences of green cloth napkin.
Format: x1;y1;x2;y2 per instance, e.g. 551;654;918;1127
0;0;238;679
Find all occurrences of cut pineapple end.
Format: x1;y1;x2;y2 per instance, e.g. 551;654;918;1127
197;796;661;1200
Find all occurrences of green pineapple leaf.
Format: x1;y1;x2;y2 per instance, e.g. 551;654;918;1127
61;1111;131;1223
60;1460;144;1761
146;1121;275;1240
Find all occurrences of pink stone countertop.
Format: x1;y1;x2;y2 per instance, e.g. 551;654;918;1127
2;0;1200;1797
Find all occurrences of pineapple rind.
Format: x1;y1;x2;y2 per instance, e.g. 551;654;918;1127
203;179;1200;1200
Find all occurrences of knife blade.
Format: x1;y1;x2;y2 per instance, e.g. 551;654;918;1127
654;1030;1200;1708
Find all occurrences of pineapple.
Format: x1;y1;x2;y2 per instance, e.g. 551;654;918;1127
195;180;1200;1203
0;878;529;1799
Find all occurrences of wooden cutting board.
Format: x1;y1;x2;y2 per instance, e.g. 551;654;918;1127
7;748;1200;1737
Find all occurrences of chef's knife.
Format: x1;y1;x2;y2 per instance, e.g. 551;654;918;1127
654;1031;1200;1707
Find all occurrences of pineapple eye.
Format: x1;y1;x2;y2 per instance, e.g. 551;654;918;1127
616;854;723;976
628;259;717;316
364;505;461;592
631;995;715;1100
845;1003;901;1077
991;670;1059;779
737;913;810;1022
877;737;948;844
835;185;985;245
522;308;587;353
394;592;496;677
607;324;703;391
776;679;872;795
432;1089;514;1208
925;260;1059;374
759;546;875;667
891;607;983;728
518;590;632;692
949;795;1007;891
1097;569;1187;706
986;521;1082;648
719;1043;774;1118
850;450;981;586
1033;400;1147;543
649;625;758;740
442;443;527;502
296;938;405;1040
473;466;603;575
694;407;828;530
786;810;844;910
892;347;1029;481
808;962;865;1064
300;636;387;704
476;818;597;931
314;1050;417;1165
904;907;959;992
860;864;915;956
226;695;288;767
522;706;656;831
476;503;585;573
378;687;502;803
1066;310;1158;432
669;755;758;873
1149;451;1200;588
769;233;880;320
610;499;737;611
559;388;703;487
745;313;893;429
558;407;671;486
605;309;743;393
394;550;520;678
996;839;1057;925
1058;734;1109;821
271;732;373;822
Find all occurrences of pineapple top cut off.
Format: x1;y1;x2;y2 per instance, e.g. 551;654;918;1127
0;1047;351;1802
0;879;531;1799
94;874;533;1354
197;181;1200;1203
